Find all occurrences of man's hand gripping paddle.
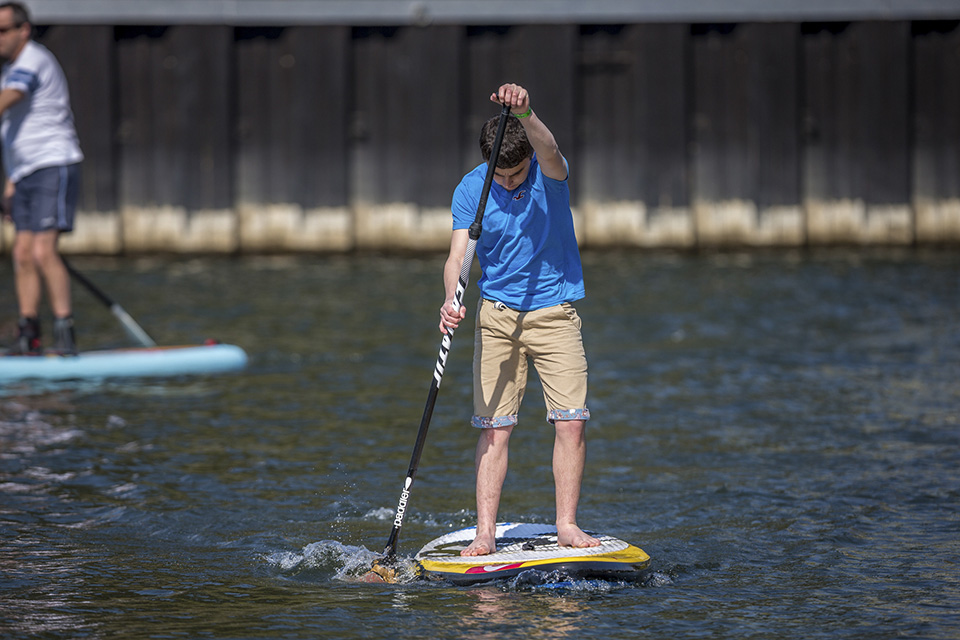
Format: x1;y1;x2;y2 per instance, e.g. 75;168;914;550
362;102;513;583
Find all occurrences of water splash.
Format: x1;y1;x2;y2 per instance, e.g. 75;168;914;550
264;540;421;584
362;507;394;521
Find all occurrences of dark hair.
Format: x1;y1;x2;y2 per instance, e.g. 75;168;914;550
480;115;533;169
0;2;30;26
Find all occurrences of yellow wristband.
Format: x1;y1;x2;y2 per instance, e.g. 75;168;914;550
514;107;532;118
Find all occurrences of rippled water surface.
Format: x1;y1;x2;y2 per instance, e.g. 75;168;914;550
1;249;958;639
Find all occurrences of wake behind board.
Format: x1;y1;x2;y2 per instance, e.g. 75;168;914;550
416;522;650;586
0;343;248;383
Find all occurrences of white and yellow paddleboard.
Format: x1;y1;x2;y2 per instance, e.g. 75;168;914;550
415;522;650;585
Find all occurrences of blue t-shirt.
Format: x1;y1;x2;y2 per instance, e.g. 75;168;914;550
451;154;585;311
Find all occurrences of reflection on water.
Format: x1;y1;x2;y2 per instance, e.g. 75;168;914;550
1;249;958;639
457;587;590;639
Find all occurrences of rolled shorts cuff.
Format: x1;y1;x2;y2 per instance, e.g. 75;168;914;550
547;408;591;424
472;415;519;429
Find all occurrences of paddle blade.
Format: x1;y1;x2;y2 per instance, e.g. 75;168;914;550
111;303;157;347
361;563;396;583
359;556;421;584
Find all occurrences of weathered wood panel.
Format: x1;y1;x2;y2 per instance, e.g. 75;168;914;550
235;26;351;250
803;21;912;244
692;23;802;246
351;25;462;249
578;24;691;247
3;19;959;254
912;20;960;242
116;25;235;252
38;25;121;253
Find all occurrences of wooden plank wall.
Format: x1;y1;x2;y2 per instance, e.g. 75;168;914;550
115;26;235;252
803;22;913;243
579;25;690;247
692;23;802;246
1;20;957;253
913;21;960;242
235;26;351;251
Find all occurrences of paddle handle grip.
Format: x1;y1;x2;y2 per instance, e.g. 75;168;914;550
469;103;512;240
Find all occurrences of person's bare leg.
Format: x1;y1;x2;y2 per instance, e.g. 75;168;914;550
461;425;513;557
13;232;42;318
553;419;600;548
33;230;71;319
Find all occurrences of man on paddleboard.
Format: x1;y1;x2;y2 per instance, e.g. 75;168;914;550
440;84;600;557
0;2;83;355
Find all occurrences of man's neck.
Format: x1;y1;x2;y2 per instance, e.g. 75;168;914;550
11;39;28;60
7;38;29;64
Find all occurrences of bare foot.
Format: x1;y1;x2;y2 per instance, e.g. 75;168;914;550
460;534;496;557
557;523;601;549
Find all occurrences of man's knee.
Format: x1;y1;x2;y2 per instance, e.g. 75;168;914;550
478;424;513;448
554;419;586;441
31;232;61;267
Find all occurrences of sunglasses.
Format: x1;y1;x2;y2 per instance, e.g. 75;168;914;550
0;24;22;34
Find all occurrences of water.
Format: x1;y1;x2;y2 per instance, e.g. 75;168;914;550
1;249;958;639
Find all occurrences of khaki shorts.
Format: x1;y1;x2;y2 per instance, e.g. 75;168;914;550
472;299;590;428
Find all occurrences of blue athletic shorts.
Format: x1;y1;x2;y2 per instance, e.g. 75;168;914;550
10;163;81;233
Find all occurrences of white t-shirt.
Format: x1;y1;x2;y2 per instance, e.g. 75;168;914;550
1;40;83;183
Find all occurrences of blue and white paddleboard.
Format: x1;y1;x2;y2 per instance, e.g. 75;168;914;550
415;522;650;585
0;342;248;382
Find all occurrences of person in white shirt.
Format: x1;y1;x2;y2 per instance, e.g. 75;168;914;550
0;1;83;355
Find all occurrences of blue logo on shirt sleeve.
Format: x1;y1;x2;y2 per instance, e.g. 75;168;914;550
5;68;40;94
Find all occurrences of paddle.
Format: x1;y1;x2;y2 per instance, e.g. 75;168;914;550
365;103;512;582
62;257;157;348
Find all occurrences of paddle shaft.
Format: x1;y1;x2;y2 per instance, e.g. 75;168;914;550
62;257;157;348
381;103;512;559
